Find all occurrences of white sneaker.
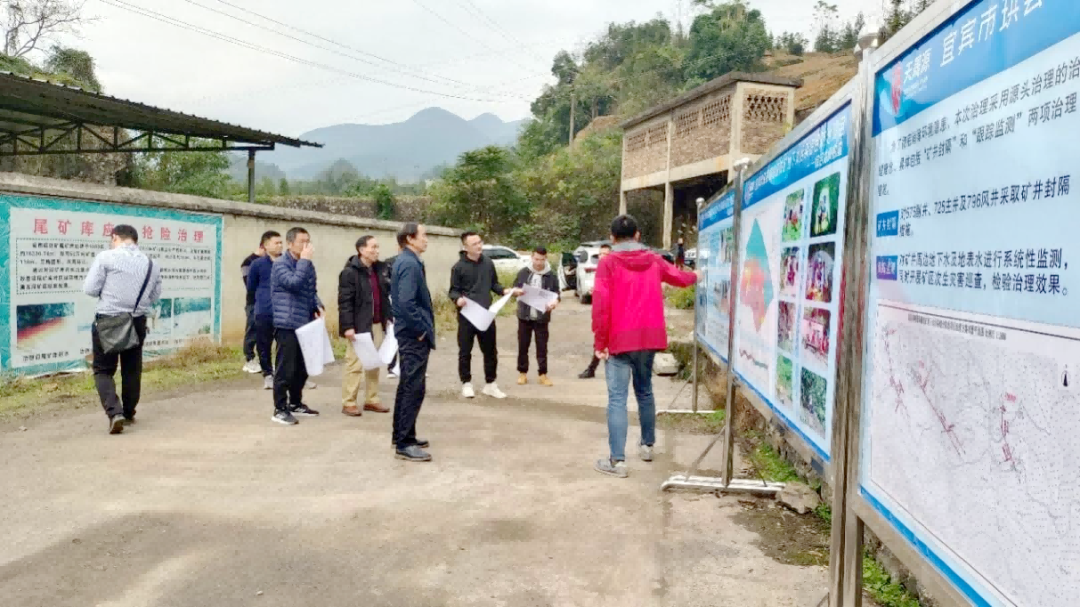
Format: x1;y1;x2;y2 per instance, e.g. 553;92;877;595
482;383;507;399
387;371;399;380
263;375;273;390
306;381;317;389
640;444;654;462
462;382;475;399
243;360;260;374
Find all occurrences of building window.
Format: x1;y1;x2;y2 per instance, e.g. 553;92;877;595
675;108;701;138
702;95;732;128
744;91;787;123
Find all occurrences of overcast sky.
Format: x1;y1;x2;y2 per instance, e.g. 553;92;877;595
59;0;883;136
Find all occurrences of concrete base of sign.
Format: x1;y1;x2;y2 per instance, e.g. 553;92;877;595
660;474;786;496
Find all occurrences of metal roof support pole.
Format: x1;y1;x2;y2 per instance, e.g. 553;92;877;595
247;149;256;204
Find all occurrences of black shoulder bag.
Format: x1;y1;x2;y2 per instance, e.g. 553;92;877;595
95;260;154;354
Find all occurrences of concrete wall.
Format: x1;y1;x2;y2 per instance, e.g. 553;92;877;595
0;172;462;345
737;83;796;156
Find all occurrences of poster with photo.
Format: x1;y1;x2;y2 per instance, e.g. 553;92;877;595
731;103;851;460
0;194;223;375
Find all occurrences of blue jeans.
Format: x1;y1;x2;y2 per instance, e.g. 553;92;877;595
605;351;657;461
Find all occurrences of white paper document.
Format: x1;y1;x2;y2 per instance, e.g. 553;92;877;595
295;317;336;376
378;322;398;366
461;298;496;332
489;291;514;314
352;332;383;370
519;285;558;313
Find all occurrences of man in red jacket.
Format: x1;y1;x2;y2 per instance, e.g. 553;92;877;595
592;214;699;478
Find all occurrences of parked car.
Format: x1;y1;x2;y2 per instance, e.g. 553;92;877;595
684;247;697;269
482;244;528;273
558;241;610;304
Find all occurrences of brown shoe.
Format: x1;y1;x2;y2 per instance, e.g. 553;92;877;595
539;374;553;387
341;405;363;417
517;373;528;385
363;402;390;413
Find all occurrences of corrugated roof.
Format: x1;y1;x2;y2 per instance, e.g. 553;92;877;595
620;72;803;130
0;71;321;149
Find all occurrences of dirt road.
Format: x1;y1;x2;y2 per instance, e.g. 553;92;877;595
0;299;828;607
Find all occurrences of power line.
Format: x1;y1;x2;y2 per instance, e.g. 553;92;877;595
96;0;527;104
456;0;548;64
204;0;478;91
409;0;546;76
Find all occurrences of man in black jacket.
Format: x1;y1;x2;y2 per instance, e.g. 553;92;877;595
514;247;560;387
338;235;393;417
240;242;265;374
449;231;522;400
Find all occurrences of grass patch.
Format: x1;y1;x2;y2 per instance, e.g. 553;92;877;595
0;339;245;418
434;273;520;336
863;552;922;607
658;408;726;434
664;283;695;310
744;434;801;483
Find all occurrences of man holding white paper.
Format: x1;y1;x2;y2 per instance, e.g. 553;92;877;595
338;235;393;417
449;232;523;400
270;227;324;425
513;247;560;387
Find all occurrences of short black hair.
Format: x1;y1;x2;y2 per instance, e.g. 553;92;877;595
112;224;139;243
533;246;547;255
285;227;309;243
397;222;421;248
460;230;479;244
260;230;280;246
599;243;612;251
356;235;375;251
610;214;639;241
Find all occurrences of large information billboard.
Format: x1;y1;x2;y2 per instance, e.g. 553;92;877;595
0;194;224;376
695;190;735;362
861;1;1080;605
730;104;851;461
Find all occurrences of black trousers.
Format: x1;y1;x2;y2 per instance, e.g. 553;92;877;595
255;317;274;376
273;329;308;412
585;355;601;373
243;304;257;361
393;338;430;449
91;315;148;419
458;316;497;384
517;319;550;375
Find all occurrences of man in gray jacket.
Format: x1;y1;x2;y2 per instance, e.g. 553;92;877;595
83;224;163;434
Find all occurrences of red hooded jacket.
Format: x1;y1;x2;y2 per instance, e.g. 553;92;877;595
592;244;697;355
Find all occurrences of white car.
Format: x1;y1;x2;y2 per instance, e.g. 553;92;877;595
558;241;610;304
482;245;528;273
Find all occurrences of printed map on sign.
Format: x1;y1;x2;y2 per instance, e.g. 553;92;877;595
740;219;774;331
869;302;1080;607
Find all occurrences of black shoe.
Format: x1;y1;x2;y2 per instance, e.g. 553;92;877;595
414;439;430;449
578;369;596;379
291;404;320;417
109;415;125;434
395;445;432;462
271;410;299;425
123;415;136;425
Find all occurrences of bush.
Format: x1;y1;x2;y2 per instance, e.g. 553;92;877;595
665;284;696;310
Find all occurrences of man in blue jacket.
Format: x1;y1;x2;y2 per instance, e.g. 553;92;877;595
246;230;282;390
391;223;435;461
270;226;324;425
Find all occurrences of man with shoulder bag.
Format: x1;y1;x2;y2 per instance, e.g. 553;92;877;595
83;225;163;435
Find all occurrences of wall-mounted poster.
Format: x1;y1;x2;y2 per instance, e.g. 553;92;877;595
0;194;223;376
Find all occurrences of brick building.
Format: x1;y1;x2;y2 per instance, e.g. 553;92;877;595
620;72;801;248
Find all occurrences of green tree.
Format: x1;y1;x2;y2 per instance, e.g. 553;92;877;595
683;1;770;83
837;13;866;52
775;31;808;56
43;46;101;91
278;177;290;196
372;183;396;220
132;141;232;199
813;1;840;53
429;146;526;238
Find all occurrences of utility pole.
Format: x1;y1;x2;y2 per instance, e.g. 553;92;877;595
568;87;576;147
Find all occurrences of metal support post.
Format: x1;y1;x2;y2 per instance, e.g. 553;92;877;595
247;149;256;204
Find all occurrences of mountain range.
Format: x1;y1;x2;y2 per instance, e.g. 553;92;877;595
239;108;527;183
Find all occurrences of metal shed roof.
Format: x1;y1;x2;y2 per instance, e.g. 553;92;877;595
0;71;321;155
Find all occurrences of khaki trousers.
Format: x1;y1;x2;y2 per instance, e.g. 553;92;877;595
342;324;383;407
